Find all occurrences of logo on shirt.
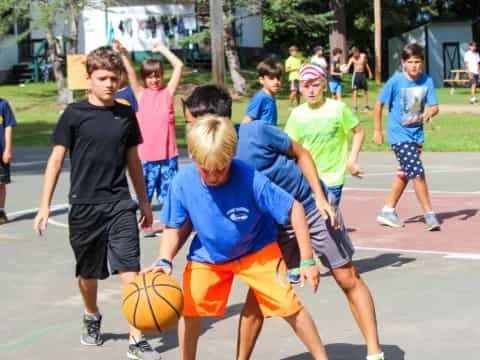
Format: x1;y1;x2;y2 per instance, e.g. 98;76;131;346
0;115;3;124
400;86;427;125
227;207;250;222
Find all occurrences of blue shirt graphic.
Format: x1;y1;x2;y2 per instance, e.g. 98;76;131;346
246;90;278;126
236;121;317;215
378;72;438;145
161;159;294;264
0;98;16;154
115;86;139;112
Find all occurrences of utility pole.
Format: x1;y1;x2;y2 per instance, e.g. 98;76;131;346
374;0;382;83
210;0;225;85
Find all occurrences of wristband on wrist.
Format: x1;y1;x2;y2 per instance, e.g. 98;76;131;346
155;259;173;269
300;259;316;267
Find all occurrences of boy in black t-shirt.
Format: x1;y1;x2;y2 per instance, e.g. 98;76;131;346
33;47;159;359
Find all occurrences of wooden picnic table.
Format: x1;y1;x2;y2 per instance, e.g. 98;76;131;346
444;69;470;94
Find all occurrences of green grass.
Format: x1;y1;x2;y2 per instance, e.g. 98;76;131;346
2;70;480;150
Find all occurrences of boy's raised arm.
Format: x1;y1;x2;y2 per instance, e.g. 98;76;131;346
33;145;67;235
152;42;184;96
113;40;144;101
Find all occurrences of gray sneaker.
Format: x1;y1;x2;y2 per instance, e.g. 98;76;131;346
424;213;441;231
377;209;404;228
127;339;161;360
81;314;103;346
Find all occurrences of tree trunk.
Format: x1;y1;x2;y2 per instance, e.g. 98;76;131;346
329;0;347;63
224;20;246;96
45;25;69;105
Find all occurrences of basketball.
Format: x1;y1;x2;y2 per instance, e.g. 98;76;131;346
122;272;183;334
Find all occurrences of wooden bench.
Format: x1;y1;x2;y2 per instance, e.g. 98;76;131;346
444;69;469;94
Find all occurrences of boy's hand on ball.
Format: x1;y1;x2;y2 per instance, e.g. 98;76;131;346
33;208;49;236
300;265;320;293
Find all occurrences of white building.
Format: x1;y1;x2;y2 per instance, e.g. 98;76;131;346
0;0;263;83
388;20;475;87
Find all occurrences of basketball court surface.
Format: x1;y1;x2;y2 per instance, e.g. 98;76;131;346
1;148;479;360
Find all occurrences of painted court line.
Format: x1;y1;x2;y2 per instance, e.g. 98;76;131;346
343;187;480;195
355;246;480;260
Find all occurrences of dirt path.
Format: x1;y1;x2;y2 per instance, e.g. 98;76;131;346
440;103;480;113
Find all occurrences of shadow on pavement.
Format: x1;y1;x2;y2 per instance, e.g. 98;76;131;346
322;253;416;278
282;343;405;360
103;303;245;352
404;208;478;224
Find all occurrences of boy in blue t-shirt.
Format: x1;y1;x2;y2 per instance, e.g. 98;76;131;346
373;43;440;231
242;57;281;126
182;85;385;360
146;115;328;360
0;98;16;224
114;71;139;112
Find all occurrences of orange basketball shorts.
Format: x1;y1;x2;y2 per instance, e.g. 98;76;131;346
182;242;303;318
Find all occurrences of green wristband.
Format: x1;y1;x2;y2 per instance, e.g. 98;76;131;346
300;259;316;267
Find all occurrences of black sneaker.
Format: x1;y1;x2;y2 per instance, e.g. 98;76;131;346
80;314;103;346
127;339;161;360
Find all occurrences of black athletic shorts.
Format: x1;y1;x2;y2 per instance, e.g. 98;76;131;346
470;73;479;86
352;72;368;90
69;199;140;279
0;160;10;184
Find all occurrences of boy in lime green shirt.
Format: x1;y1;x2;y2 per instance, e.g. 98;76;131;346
285;64;365;205
285;46;304;108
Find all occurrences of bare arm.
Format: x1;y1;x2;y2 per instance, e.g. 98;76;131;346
423;104;440;122
365;61;373;79
289;200;320;292
152;43;183;95
373;101;384;144
126;146;153;228
143;227;183;275
347;124;365;177
286;140;337;227
113;40;144;102
33;145;66;235
2;126;13;164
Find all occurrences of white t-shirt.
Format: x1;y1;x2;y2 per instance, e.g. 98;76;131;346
311;55;328;69
464;50;480;74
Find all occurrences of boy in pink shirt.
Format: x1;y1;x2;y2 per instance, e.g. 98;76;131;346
115;40;183;237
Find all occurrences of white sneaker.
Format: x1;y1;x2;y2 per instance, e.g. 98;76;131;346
470;97;478;104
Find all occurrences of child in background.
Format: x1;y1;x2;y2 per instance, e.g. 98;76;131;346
329;48;344;101
285;46;304;108
242;57;282;126
346;47;373;112
311;45;328;72
115;40;183;237
373;43;440;231
115;71;139;112
0;98;16;224
285;64;365;206
463;41;480;104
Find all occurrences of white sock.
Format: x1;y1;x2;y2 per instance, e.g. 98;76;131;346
84;310;101;320
382;206;395;213
425;211;435;215
129;335;145;345
366;352;384;360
